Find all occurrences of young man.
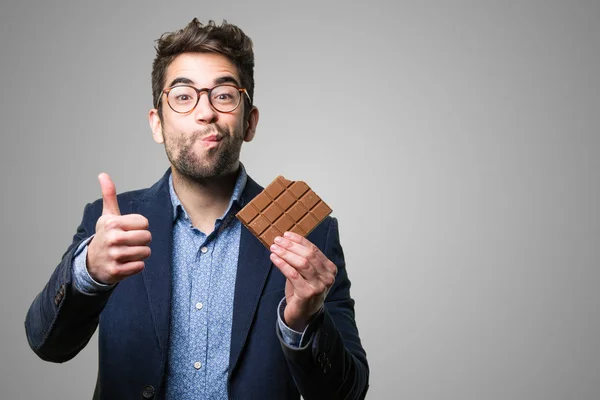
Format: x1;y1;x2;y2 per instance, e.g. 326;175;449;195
25;18;368;400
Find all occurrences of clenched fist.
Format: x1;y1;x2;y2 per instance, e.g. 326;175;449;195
86;173;152;285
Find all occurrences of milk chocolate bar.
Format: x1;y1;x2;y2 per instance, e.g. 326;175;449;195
236;176;332;248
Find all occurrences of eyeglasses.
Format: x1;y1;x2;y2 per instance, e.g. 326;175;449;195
160;84;250;114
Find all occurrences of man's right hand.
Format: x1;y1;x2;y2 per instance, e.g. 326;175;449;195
86;173;152;285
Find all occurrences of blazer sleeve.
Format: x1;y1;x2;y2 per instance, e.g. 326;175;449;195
277;217;370;400
24;201;114;363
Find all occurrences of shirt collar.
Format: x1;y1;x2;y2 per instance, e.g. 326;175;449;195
168;163;248;223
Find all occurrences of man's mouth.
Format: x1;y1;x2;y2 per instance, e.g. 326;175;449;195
201;134;222;142
199;133;223;148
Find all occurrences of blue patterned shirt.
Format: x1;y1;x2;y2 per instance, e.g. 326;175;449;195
164;167;245;399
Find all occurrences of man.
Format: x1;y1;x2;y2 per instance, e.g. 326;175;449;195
25;18;368;399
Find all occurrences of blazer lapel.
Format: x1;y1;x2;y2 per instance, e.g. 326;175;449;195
229;176;273;376
131;171;173;360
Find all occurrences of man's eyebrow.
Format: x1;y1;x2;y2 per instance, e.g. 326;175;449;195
167;75;241;88
214;76;241;87
168;77;195;87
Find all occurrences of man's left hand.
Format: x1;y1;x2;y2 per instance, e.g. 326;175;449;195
270;231;338;332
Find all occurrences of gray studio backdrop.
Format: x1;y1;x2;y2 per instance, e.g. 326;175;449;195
1;1;599;399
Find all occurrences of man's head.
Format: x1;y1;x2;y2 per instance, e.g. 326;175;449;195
151;18;255;121
148;18;259;182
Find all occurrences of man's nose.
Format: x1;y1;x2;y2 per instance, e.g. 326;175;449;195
194;92;218;123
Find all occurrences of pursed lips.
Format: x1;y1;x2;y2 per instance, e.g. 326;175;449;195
199;134;223;147
201;134;222;142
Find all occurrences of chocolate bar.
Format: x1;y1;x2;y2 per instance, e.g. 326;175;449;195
236;176;332;248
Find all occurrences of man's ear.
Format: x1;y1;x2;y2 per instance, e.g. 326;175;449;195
244;106;259;142
149;108;164;144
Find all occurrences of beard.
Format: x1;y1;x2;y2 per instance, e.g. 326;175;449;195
163;124;243;182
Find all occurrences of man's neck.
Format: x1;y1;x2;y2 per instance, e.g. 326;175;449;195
171;164;240;233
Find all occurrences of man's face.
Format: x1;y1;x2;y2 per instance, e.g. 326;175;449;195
149;52;258;181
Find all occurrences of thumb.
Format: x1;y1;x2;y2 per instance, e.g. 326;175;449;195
98;173;121;216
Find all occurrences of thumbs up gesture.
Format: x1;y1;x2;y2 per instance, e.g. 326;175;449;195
86;173;152;285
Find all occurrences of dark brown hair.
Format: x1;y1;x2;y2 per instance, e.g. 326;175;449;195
151;18;255;119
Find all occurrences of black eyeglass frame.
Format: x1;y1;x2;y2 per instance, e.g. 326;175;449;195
159;84;251;113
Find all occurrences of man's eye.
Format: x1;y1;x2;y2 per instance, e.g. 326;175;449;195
175;94;193;102
214;94;234;101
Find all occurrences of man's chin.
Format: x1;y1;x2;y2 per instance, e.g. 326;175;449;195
176;161;237;183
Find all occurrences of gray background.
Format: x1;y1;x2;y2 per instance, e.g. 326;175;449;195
1;0;599;399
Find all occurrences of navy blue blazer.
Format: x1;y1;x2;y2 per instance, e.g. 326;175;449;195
25;170;369;399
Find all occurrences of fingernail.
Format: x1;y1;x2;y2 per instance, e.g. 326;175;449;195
270;244;279;252
283;232;293;238
274;236;284;244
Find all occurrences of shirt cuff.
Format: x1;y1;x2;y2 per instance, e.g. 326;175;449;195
277;297;324;348
72;235;116;294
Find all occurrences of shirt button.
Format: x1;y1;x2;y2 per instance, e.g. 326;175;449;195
194;361;202;369
200;246;208;253
195;302;203;310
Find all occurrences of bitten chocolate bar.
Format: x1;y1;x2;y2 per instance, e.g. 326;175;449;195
236;176;332;248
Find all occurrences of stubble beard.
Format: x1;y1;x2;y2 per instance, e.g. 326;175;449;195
163;125;243;183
